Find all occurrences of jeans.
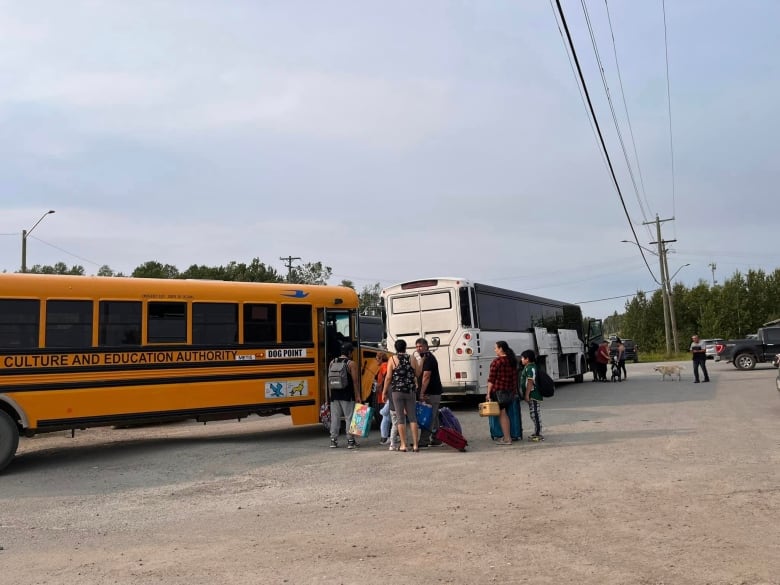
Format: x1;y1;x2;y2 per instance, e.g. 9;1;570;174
380;401;391;439
693;358;709;382
329;399;355;441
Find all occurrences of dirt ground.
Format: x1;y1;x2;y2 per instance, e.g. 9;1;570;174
2;360;779;585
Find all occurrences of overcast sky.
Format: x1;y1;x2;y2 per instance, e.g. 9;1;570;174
1;1;777;320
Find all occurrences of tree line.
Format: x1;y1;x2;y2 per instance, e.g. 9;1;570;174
602;268;780;352
20;259;383;315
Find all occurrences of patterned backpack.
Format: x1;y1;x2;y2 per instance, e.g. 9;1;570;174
390;353;416;393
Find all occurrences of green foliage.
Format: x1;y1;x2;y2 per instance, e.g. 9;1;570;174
620;268;780;354
287;261;331;285
181;259;281;282
28;262;85;275
359;282;382;315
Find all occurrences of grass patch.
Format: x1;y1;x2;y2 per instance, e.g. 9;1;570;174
638;351;689;363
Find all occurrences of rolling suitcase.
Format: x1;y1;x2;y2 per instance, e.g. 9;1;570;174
488;397;522;441
434;426;468;452
438;406;462;434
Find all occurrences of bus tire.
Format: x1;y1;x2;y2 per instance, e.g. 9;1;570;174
0;409;20;473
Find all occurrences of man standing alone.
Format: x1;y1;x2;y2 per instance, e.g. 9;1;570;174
690;334;710;383
416;338;443;448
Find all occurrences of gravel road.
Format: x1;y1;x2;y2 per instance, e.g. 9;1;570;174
2;360;778;585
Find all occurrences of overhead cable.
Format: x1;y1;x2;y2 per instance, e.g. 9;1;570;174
553;0;661;286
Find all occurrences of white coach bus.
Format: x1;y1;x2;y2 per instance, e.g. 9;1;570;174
381;278;602;396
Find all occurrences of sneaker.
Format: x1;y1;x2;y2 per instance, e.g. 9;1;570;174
347;440;358;449
329;439;338;448
429;439;444;447
419;443;430;449
528;435;544;442
379;437;389;445
388;445;398;451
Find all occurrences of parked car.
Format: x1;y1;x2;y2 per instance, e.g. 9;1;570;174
703;338;725;361
609;338;639;363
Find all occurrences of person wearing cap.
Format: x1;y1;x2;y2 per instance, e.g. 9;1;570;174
328;342;361;448
690;334;710;383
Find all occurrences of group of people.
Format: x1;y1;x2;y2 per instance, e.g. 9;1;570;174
589;339;627;382
378;337;444;452
486;341;545;444
326;337;443;452
327;338;545;450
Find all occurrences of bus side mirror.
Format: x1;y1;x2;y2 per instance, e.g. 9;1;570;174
431;337;440;348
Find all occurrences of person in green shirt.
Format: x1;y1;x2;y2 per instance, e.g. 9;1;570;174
519;349;544;442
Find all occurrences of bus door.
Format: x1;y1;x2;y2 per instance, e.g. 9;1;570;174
323;308;366;399
415;289;461;389
585;319;604;374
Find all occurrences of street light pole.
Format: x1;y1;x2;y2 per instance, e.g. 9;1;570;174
21;210;56;273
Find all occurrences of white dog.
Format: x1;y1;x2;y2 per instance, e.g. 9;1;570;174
654;365;684;381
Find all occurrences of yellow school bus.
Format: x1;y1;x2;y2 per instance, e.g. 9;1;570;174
0;273;367;472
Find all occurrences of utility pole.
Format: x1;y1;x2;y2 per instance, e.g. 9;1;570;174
662;244;680;353
280;256;301;281
708;262;717;286
645;214;675;356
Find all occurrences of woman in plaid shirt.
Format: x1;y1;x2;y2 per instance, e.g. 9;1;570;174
487;340;519;445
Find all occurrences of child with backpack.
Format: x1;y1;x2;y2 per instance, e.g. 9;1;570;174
519;349;544;442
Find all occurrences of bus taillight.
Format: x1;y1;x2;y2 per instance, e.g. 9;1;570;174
464;333;472;340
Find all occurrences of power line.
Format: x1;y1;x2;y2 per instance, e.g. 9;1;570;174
27;235;102;267
580;0;653;243
576;288;661;305
604;0;654;228
553;0;661;286
547;0;612;178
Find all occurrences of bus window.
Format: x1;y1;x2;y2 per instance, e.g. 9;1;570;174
193;302;238;344
148;301;187;344
459;287;472;328
0;299;40;349
282;304;312;342
99;301;142;346
244;303;276;343
45;300;93;348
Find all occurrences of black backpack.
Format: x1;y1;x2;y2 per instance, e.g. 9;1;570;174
535;368;555;398
390;354;416;393
328;357;350;391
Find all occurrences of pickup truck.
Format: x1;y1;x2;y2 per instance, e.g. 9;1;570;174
717;326;780;370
